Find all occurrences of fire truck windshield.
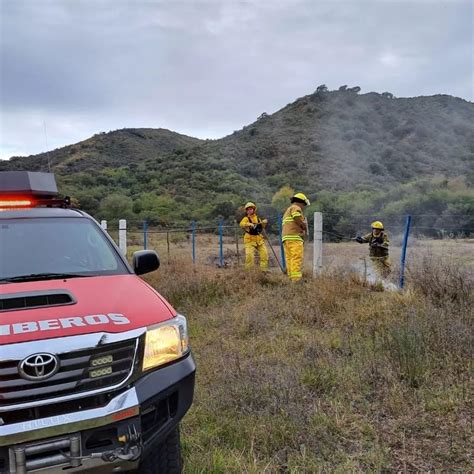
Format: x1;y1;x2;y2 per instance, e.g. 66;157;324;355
0;217;129;282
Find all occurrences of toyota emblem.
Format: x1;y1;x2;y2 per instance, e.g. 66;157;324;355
19;353;59;381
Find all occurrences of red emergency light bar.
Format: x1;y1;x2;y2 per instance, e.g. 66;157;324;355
0;196;71;210
0;197;33;208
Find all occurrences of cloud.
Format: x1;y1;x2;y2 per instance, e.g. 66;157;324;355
1;0;472;158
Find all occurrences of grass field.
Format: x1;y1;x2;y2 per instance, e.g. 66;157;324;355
139;236;473;473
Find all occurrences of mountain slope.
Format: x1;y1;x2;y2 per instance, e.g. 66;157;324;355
2;90;472;191
1;89;472;229
2;128;203;173
200;90;473;191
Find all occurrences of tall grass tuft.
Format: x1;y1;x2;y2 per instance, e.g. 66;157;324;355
387;314;428;388
408;252;473;305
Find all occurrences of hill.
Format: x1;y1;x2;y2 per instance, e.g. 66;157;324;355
2;128;203;173
214;89;473;190
1;88;473;233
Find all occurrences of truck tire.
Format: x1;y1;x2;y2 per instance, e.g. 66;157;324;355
139;427;182;474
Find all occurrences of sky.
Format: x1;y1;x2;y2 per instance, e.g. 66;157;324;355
0;0;472;159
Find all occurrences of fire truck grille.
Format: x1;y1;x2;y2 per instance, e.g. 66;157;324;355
0;339;137;406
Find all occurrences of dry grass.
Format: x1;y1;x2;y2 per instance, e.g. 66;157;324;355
143;256;473;472
407;251;472;305
126;229;474;274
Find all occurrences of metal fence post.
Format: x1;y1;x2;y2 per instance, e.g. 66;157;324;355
218;218;224;267
399;215;412;289
143;220;148;250
100;220;107;232
192;220;196;264
278;213;286;272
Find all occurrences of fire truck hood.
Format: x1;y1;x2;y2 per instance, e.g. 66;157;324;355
0;275;177;345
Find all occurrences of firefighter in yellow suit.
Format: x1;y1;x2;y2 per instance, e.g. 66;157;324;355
356;221;391;278
239;202;269;271
282;193;310;282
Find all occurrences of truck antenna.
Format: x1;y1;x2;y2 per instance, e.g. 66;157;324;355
43;121;51;172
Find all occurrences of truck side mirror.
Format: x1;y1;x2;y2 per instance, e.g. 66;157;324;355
133;250;160;275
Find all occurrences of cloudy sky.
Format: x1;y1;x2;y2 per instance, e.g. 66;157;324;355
0;0;472;159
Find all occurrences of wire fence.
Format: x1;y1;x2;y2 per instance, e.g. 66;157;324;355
105;219;286;269
100;212;472;289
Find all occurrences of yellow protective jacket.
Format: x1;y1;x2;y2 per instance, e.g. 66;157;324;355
240;214;267;243
282;204;307;242
362;231;389;258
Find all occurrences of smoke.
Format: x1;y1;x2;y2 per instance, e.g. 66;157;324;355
353;258;398;291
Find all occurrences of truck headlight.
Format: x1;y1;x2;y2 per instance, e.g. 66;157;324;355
142;314;189;371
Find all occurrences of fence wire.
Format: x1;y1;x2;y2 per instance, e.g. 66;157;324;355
102;213;472;286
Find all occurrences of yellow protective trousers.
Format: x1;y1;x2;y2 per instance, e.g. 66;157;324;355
283;240;304;281
370;256;391;278
244;239;269;270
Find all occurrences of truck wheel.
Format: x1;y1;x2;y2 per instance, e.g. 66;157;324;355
139;427;182;473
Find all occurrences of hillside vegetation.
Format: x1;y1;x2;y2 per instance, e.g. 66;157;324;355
2;88;473;234
3;128;203;173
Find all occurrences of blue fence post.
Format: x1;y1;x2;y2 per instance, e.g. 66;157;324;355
399;215;412;289
218;218;224;267
278;213;286;272
143;220;148;250
192;220;196;264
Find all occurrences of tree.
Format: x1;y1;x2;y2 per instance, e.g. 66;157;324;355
135;193;175;225
316;84;328;93
208;201;235;222
73;191;100;216
271;185;294;211
99;194;134;222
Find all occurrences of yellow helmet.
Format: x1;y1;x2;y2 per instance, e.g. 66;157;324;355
245;201;256;209
292;193;310;206
371;221;384;230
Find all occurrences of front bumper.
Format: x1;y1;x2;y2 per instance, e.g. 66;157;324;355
0;354;195;473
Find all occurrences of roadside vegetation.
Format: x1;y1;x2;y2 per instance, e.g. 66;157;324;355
145;255;472;472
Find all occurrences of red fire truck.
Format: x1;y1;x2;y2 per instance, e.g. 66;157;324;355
0;171;195;473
